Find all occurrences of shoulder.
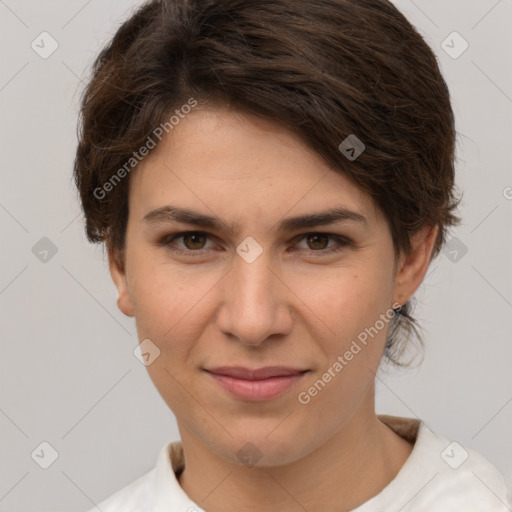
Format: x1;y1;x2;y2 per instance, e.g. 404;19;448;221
371;416;511;511
82;440;185;512
418;441;511;511
83;467;155;512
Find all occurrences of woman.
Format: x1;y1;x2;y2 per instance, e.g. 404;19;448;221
74;0;510;510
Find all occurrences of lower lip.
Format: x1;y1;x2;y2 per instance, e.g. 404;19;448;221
206;371;307;401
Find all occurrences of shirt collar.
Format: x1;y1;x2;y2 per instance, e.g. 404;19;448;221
152;440;205;512
151;415;421;511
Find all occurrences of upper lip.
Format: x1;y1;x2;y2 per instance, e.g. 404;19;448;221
205;366;308;380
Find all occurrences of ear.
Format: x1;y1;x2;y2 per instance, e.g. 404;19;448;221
108;248;134;317
392;225;438;306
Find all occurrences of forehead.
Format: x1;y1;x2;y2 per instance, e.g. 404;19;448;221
128;108;380;227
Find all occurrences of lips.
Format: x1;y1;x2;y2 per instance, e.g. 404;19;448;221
204;366;309;401
206;366;307;379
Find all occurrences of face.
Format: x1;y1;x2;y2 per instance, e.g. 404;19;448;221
110;107;434;467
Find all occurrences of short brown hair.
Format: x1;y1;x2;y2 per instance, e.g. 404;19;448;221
73;0;460;365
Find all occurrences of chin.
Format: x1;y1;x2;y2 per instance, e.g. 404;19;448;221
204;421;316;468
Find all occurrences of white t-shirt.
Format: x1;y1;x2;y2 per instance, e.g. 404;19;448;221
84;415;511;511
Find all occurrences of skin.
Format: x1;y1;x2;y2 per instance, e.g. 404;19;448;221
109;106;438;512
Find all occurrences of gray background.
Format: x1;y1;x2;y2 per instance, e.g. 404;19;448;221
1;0;511;510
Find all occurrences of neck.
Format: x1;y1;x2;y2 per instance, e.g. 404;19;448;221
177;400;413;512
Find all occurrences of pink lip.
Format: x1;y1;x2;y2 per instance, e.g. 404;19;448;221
205;366;309;401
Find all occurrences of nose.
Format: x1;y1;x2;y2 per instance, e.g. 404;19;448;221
215;249;293;347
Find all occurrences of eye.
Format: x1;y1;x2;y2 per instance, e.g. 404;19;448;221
158;231;214;256
157;231;350;257
293;233;350;255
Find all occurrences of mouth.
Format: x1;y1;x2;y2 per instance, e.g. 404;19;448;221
204;366;309;401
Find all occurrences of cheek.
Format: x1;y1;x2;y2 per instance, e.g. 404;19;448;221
128;258;215;408
295;260;395;411
128;255;219;347
294;267;392;425
300;262;394;341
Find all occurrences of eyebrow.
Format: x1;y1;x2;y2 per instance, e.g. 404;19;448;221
142;205;367;234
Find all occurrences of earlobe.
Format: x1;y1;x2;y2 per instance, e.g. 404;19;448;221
108;249;135;318
393;225;438;306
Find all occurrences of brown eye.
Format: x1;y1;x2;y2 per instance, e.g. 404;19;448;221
305;233;329;250
182;232;208;250
293;233;351;256
158;231;214;255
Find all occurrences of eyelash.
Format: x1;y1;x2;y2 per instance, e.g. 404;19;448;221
157;231;351;257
